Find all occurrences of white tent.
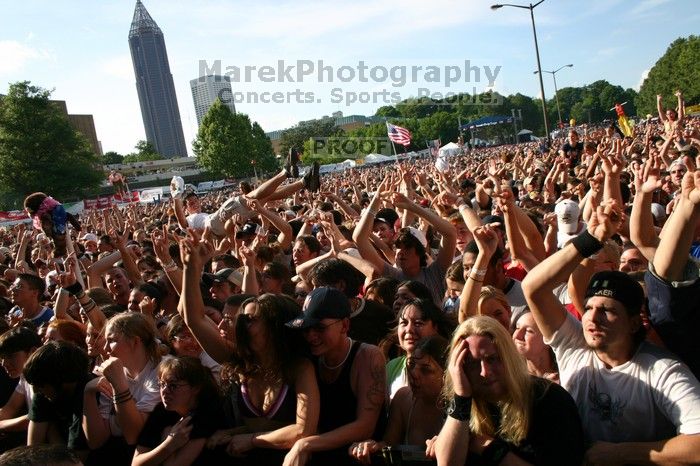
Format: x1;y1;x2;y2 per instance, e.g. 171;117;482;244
341;159;357;168
438;142;462;157
364;153;393;164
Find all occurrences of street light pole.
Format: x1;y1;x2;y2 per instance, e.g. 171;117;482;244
535;64;573;130
491;1;549;142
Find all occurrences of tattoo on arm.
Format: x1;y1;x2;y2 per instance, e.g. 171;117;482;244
365;352;386;411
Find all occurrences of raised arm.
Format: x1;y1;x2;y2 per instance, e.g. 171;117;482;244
458;225;498;323
86;250;121;289
523;199;623;340
657;94;667;123
110;228;143;287
238;245;259;296
630;155;662;262
178;230;233;364
392;192;457;270
352;178;392;272
652;170;700;281
249;199;294;252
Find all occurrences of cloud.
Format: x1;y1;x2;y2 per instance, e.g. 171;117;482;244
630;0;672;16
0;40;52;76
636;68;650;90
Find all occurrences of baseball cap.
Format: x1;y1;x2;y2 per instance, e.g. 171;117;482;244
482;214;505;232
80;233;98;243
374;208;399;229
202;268;243;288
585;270;644;315
406;227;428;248
286;286;351;329
555;199;580;235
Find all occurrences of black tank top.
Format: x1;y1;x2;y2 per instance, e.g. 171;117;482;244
317;340;361;433
309;340;362;466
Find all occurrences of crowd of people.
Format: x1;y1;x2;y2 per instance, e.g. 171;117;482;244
0;91;699;465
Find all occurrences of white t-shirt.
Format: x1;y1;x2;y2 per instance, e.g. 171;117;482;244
546;313;700;443
186;213;209;231
200;351;221;382
98;359;162;437
505;279;528;322
14;376;33;408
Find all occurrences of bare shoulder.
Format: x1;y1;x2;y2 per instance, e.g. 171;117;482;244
354;343;386;369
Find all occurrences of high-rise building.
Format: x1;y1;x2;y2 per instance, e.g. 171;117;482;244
190;75;236;127
128;0;188;158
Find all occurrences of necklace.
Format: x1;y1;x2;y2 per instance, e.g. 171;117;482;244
320;338;353;370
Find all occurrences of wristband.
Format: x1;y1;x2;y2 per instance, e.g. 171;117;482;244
447;394;472;422
571;230;604;258
481;438;511;466
471;268;487;278
458;202;470;212
81;301;96;314
63;282;84;296
366;209;377;218
468;275;484;283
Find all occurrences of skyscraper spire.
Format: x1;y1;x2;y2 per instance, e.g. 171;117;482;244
128;0;188;158
129;0;161;37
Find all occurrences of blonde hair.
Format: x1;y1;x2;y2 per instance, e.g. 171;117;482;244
105;313;161;365
442;316;533;444
478;286;510;315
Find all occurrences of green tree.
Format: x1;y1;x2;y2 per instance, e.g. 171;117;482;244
0;81;103;208
102;151;124;165
122;140;162;163
280;118;344;158
637;35;700;116
193;99;276;178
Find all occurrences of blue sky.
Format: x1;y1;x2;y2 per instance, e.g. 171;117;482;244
1;0;697;156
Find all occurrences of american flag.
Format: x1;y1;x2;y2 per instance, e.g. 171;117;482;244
386;122;411;146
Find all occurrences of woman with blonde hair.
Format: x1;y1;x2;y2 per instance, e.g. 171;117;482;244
433;316;584;466
82;312;163;464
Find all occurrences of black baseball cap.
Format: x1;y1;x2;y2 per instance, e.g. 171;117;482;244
374;208;399;229
585;271;644;315
286;286;351;329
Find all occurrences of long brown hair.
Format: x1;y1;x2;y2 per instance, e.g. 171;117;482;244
220;293;303;391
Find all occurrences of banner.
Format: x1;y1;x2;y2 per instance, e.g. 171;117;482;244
139;188;163;203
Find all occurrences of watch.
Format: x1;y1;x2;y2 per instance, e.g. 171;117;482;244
447;394;472;422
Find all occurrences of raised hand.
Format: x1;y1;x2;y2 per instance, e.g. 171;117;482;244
680;169;700;207
587;198;624;243
238;244;256;267
447;338;472;397
472;223;499;260
635;155;663;194
179;229;214;270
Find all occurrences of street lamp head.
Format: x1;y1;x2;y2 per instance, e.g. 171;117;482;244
533;70;540;74
491;4;504;10
566;64;574;68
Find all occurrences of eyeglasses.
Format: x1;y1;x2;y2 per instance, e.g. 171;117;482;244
158;381;189;391
304;319;343;333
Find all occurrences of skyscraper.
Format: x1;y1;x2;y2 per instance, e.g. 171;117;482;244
128;0;188;158
190;75;237;127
